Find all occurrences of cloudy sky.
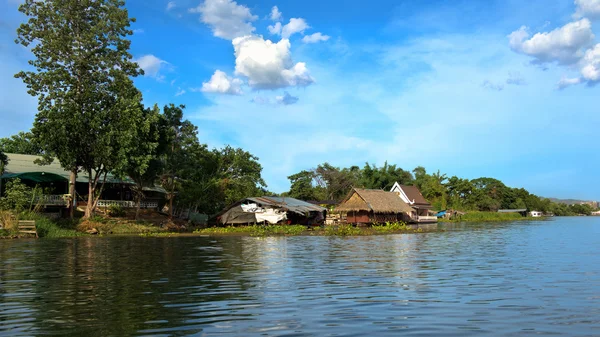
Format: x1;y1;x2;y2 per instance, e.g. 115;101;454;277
1;0;599;199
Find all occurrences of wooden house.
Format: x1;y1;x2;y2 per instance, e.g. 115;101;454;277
335;188;414;224
390;182;437;223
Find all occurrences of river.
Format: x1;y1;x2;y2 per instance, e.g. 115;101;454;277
0;217;599;336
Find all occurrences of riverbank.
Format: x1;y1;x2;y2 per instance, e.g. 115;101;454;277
0;210;544;239
193;223;429;237
438;211;532;223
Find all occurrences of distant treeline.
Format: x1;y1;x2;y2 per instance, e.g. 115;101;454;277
281;163;597;216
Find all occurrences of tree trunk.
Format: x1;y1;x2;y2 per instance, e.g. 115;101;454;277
69;170;76;219
135;188;142;221
84;176;94;219
168;174;175;220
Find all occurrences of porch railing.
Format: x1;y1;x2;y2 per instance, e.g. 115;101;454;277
97;200;159;209
35;195;68;206
416;215;438;223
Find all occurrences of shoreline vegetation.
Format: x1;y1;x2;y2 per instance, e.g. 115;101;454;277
0;210;550;239
1;0;597;240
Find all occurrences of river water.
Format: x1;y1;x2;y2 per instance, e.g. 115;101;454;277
0;217;599;336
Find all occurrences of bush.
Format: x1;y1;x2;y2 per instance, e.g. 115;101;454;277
108;205;126;217
18;212;82;238
0;179;32;212
455;211;524;222
324;224;362;236
372;221;411;233
0;210;16;231
195;225;307;237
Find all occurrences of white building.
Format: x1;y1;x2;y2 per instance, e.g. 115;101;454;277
529;211;543;217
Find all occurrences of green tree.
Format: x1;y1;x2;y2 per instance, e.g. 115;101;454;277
160;104;199;219
119;104;161;220
287;170;325;201
314;163;359;201
16;0;143;218
0;132;43;155
359;162;413;190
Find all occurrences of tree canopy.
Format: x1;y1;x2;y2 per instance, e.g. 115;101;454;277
284;163;595;216
0;132;43;155
16;0;143;218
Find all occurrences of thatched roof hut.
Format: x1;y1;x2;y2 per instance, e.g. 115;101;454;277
336;188;414;214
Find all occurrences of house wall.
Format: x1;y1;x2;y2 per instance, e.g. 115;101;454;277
346;210;371;224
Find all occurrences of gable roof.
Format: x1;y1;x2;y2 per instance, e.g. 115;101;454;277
400;185;430;206
336;188;414;214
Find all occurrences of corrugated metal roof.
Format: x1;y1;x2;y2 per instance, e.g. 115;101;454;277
2;153;132;184
498;209;527;213
246;196;326;214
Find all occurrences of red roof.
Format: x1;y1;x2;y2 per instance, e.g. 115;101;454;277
400;185;431;206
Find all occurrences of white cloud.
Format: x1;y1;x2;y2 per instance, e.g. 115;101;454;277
276;91;299;105
302;32;330;44
281;18;309;39
133;28;144;34
190;0;257;40
251;96;272;104
506;72;526;85
508;19;594;65
581;43;600;81
557;76;582;89
574;0;600;20
175;87;186;96
268;22;282;35
270;6;282;21
135;55;169;80
481;80;504;91
166;1;176;11
200;70;243;95
232;35;314;89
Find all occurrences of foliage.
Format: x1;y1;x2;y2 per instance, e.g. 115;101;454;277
195;225;307;237
119;104;162;220
108;205;126;218
0;131;43;155
450;211;526;222
0;179;33;212
323;224;362;236
287;170;325;201
371;221;413;233
16;0;143;219
17;212;82;238
285;163;590;217
0;211;16;231
0;151;6;175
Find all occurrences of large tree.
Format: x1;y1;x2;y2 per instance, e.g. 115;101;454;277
15;0;143;218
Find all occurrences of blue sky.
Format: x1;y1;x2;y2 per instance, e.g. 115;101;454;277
1;0;599;200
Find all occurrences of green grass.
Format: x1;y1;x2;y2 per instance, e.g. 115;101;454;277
195;225;307;237
14;212;83;238
195;222;430;237
322;224;363;236
441;211;527;222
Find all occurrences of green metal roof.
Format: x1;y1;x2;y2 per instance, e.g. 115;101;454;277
1;153;132;184
1;172;68;183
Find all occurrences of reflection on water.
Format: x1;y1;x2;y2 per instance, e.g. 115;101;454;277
1;217;599;336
